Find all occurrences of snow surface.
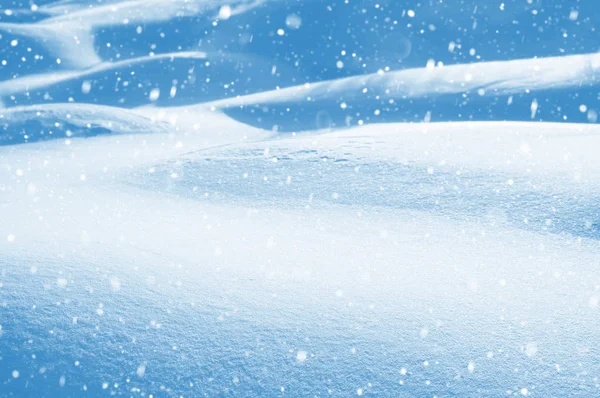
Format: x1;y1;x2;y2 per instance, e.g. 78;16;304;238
1;0;600;396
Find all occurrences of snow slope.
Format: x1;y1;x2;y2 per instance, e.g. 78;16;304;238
2;110;600;396
1;0;600;397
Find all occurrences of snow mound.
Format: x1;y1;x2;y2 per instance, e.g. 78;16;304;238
0;103;170;145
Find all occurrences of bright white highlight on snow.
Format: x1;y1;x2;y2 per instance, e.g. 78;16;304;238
530;99;538;119
81;81;92;94
467;361;475;373
296;351;307;362
110;277;121;291
285;14;302;30
525;342;538;357
137;363;146;378
569;10;579;21
218;5;232;20
149;88;160;101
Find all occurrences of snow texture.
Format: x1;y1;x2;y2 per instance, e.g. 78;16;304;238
0;0;599;396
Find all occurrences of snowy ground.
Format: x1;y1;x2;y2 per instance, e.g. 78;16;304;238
1;0;600;397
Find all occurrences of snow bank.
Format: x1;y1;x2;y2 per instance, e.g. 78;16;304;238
213;51;600;108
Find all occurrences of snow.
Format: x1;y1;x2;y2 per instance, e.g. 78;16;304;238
2;111;600;395
0;51;208;98
0;0;268;67
0;0;599;396
210;51;600;108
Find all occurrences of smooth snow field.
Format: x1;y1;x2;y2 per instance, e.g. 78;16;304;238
1;0;600;396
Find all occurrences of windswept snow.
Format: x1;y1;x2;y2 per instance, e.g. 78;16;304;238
2;118;600;396
1;0;599;396
0;103;173;145
0;0;268;68
212;51;600;107
0;51;208;97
